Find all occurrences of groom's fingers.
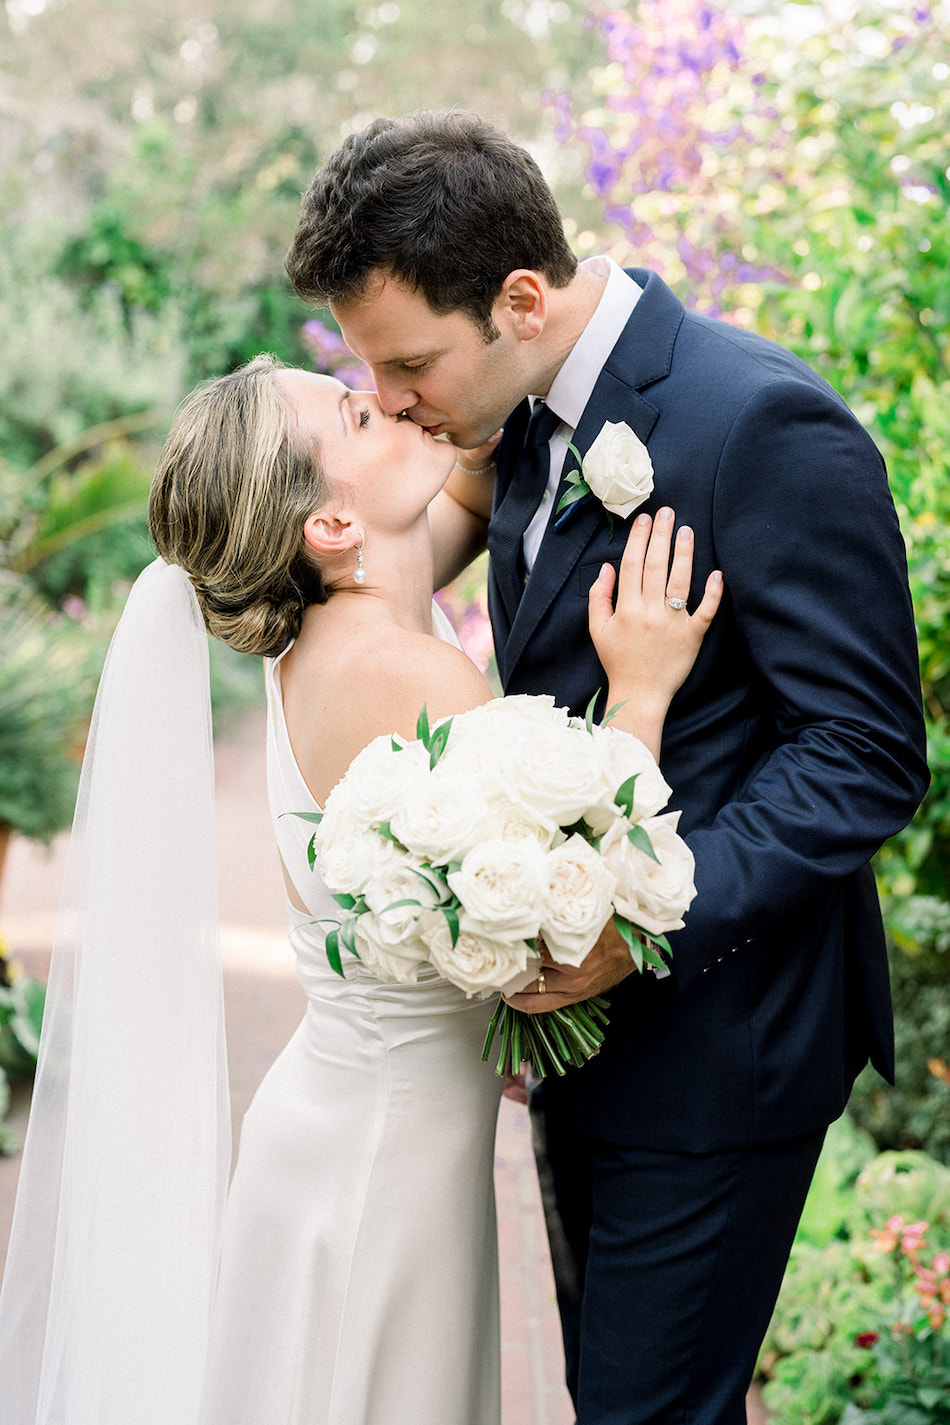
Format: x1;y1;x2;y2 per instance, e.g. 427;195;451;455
507;928;638;1011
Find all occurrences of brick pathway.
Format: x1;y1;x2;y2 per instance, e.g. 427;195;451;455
0;710;766;1424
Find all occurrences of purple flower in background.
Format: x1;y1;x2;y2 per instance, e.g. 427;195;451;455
545;0;791;313
301;318;374;389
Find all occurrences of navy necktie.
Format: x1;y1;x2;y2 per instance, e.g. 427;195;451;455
493;400;560;624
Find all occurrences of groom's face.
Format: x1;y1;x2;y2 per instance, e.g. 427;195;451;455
330;273;531;451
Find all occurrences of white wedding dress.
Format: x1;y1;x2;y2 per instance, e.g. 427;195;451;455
198;627;504;1425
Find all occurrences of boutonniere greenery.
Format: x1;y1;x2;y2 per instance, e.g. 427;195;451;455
556;420;655;524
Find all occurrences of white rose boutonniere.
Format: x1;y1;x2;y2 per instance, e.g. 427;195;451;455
556;420;654;521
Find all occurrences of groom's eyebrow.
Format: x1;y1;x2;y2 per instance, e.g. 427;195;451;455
379;348;442;368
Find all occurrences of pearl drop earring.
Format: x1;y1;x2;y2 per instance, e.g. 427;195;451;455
353;535;367;585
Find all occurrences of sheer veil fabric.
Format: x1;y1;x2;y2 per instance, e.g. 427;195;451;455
0;558;231;1425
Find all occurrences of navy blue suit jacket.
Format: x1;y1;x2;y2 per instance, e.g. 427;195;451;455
486;269;929;1151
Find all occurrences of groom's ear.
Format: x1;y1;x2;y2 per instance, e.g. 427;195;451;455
302;512;358;557
498;270;547;341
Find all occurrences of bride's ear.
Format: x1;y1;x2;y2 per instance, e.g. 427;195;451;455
302;512;360;558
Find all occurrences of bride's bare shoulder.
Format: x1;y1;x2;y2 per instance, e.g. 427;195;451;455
350;626;492;731
281;620;492;795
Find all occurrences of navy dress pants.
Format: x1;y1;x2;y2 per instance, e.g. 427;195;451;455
530;1086;826;1424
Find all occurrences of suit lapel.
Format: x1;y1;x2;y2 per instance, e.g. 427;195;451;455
500;272;685;683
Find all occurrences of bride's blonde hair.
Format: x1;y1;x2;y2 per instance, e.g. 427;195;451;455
149;354;331;657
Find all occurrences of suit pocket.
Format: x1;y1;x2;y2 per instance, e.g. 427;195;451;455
576;557;620;597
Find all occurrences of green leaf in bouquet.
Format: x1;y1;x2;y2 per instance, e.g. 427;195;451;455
614;774;641;823
428;717;453;770
332;892;369;916
377;822;403;847
584;689;599;734
441;901;460;946
380;897;424;917
613;913;646;971
411;864;446;893
613;915;672;974
416;704;431;745
643;929;672;957
339;917;360;959
638;941;669;972
602;699;629;727
626;819;659;863
324;928;344;978
282;812;323;869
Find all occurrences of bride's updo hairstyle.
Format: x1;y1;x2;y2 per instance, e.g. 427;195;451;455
148;354;331;657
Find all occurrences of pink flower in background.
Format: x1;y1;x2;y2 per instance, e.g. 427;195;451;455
435;570;496;678
301;318;374;389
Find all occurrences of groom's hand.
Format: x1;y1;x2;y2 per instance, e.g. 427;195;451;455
505;921;639;1014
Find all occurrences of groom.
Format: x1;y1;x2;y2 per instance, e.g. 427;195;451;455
286;111;928;1421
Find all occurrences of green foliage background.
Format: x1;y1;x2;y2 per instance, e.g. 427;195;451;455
3;2;950;1410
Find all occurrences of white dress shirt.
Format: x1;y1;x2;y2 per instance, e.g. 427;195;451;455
522;259;642;572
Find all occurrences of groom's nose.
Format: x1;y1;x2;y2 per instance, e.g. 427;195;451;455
374;374;419;417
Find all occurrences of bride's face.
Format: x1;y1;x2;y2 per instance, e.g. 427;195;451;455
277;369;455;526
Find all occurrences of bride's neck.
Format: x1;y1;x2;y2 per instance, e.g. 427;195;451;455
320;521;437;635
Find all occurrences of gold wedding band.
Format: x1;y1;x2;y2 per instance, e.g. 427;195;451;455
537;968;546;995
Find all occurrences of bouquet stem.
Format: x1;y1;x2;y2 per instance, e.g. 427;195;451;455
481;997;611;1079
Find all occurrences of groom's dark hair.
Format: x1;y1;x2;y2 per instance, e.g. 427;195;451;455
285;110;577;340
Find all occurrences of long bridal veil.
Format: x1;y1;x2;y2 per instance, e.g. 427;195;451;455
0;558;230;1425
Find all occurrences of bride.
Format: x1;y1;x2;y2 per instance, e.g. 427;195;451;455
0;354;720;1425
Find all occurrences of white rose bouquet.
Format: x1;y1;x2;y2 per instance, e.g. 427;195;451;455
298;695;695;1078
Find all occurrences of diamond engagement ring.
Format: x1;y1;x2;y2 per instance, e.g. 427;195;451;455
665;596;688;611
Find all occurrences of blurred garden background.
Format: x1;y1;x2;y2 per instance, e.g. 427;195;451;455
1;1;948;1418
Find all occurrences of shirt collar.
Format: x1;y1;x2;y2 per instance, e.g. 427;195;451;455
543;258;642;433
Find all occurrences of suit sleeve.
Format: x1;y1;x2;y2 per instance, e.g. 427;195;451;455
668;379;929;989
